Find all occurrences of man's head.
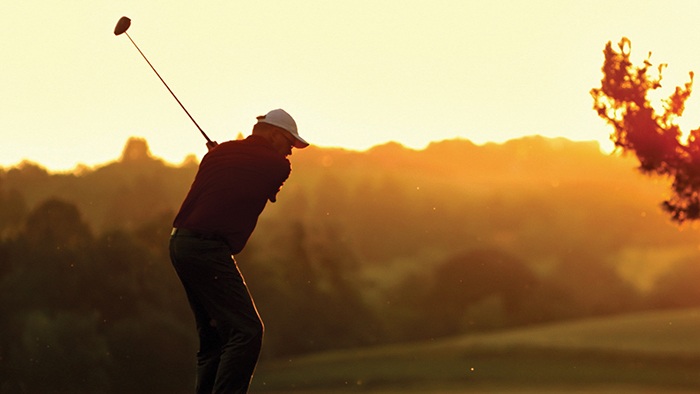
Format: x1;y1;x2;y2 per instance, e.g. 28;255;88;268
254;109;308;157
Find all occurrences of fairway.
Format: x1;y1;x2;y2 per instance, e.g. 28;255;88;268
259;390;699;394
259;390;698;394
252;308;700;393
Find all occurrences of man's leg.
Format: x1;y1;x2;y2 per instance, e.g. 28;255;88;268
171;237;225;393
211;261;264;394
183;282;224;394
171;235;263;394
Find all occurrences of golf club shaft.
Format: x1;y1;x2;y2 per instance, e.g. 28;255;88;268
124;32;212;143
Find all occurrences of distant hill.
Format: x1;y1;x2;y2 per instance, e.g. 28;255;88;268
2;135;697;284
0;137;198;231
261;136;698;283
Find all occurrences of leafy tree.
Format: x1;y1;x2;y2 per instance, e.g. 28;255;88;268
24;198;92;251
550;247;640;316
648;258;700;309
242;217;380;357
422;249;539;336
0;198;196;392
0;187;26;236
591;38;698;222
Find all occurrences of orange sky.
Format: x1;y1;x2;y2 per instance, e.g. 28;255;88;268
2;1;700;171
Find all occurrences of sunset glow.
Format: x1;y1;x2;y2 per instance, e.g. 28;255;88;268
3;1;700;171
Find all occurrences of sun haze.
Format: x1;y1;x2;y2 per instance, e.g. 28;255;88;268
2;1;700;171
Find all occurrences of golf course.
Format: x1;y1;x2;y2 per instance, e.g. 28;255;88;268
251;308;700;393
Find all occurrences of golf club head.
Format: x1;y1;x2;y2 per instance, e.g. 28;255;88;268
114;16;131;36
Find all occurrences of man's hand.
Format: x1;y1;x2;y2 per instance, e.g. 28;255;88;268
206;140;219;151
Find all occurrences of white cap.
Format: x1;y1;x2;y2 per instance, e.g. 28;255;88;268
256;109;309;149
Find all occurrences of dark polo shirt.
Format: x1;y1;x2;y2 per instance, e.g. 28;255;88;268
173;135;291;254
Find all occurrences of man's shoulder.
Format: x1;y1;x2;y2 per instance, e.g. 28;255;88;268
211;138;290;169
218;135;270;152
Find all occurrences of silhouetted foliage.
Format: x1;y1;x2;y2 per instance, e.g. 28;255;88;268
551;247;639;316
649;258;700;309
424;250;542;336
592;38;700;222
0;198;195;392
242;218;381;357
2;136;699;391
24;199;92;251
0;187;26;235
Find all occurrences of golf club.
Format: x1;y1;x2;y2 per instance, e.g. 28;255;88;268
114;16;214;146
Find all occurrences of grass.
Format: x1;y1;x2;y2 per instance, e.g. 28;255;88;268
251;308;700;393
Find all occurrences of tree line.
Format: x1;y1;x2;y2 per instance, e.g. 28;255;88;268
2;133;700;391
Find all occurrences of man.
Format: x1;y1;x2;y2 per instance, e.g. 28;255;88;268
169;109;308;394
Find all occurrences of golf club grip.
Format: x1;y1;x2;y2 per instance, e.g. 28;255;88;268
125;33;212;143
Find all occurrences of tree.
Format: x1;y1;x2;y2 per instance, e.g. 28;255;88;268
591;38;699;222
423;249;539;336
0;198;196;392
649;258;700;309
24;198;92;251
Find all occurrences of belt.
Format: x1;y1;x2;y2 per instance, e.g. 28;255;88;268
171;228;226;242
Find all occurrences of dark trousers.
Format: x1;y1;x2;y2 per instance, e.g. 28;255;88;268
170;233;263;394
